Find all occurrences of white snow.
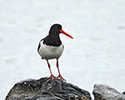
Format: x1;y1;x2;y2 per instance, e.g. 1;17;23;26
0;0;125;99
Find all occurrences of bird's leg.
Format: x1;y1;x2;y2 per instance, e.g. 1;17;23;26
46;60;56;79
56;59;66;81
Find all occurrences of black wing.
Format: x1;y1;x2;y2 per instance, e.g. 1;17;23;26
37;39;43;53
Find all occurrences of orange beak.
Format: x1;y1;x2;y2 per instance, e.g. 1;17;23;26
60;30;73;39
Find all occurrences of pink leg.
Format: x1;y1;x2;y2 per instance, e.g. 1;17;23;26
46;60;56;79
56;59;66;81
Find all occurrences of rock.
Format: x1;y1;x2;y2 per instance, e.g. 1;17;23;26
93;84;125;100
123;91;125;95
5;78;91;100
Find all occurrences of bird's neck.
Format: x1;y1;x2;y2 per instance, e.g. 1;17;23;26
49;34;61;43
43;34;61;46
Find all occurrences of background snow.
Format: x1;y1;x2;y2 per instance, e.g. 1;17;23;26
0;0;125;99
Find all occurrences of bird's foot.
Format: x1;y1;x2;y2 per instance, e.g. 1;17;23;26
47;75;56;79
57;74;66;81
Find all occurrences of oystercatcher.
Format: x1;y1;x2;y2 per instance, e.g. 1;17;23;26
37;24;73;80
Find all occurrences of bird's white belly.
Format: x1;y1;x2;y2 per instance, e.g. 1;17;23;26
38;41;64;60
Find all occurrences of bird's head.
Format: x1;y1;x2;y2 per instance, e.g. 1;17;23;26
49;24;73;39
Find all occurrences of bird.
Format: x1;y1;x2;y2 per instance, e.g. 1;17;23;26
37;24;73;80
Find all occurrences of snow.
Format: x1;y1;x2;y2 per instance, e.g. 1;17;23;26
0;0;125;99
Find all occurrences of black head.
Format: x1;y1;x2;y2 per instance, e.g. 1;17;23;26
41;24;73;47
49;24;62;35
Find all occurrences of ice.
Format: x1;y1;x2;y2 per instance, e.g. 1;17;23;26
0;0;125;99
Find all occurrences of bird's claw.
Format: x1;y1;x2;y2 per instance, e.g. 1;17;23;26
47;75;56;79
47;74;66;81
57;74;66;81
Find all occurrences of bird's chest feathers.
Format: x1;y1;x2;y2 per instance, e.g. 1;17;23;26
38;41;64;59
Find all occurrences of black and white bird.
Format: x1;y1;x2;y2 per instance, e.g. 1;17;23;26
37;24;73;80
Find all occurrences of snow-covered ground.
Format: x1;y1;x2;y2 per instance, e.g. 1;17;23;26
0;0;125;99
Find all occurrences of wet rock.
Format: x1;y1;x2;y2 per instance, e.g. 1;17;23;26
93;84;125;100
5;78;91;100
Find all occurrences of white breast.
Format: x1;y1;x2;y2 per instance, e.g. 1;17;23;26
38;41;64;60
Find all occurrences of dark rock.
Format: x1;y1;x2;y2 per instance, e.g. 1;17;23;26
5;78;91;100
123;91;125;95
93;84;125;100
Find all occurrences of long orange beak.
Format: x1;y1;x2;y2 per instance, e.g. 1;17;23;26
60;30;73;39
